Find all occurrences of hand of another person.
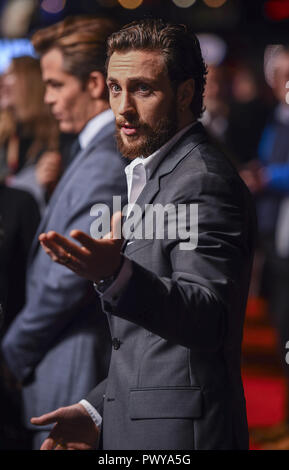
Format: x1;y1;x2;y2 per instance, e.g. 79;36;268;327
0;358;21;392
30;403;99;450
239;160;268;194
38;211;123;282
36;151;62;193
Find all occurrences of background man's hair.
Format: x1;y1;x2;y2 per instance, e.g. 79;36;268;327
32;15;118;84
106;18;207;119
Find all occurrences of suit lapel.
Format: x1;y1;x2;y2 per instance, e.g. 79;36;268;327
45;121;116;218
122;122;207;249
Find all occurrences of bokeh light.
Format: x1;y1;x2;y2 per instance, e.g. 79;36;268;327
203;0;227;8
117;0;143;9
41;0;66;14
172;0;197;8
264;0;289;21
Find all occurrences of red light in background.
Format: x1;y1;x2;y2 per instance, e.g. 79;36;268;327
264;0;289;21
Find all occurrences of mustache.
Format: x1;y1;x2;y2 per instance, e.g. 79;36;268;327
116;119;141;129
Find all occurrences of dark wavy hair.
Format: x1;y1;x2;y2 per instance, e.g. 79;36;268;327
32;15;118;84
106;18;207;119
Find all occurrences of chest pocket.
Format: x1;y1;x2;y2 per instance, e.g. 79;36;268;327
129;386;202;420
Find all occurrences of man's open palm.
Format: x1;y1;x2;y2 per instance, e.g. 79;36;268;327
38;211;123;282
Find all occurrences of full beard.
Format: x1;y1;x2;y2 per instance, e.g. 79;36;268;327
115;109;178;160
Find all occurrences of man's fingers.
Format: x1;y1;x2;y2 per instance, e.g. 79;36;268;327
111;211;123;240
45;231;88;261
30;409;62;426
39;238;86;274
65;442;94;450
54;444;66;451
40;236;70;262
103;231;112;240
70;230;100;252
39;241;59;262
40;437;56;450
102;211;123;240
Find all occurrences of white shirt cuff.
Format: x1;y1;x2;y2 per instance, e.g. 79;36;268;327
79;399;102;427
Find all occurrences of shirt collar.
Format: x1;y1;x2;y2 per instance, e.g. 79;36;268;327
125;121;197;180
78;108;115;150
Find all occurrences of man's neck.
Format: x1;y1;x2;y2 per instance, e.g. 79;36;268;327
177;111;195;132
79;101;110;133
78;108;114;150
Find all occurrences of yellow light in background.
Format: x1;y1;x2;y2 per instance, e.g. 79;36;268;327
172;0;197;7
203;0;227;7
117;0;143;9
41;0;66;14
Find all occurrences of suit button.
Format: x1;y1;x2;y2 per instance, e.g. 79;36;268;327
112;337;121;350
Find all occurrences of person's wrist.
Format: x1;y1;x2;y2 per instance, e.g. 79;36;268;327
77;402;100;426
93;254;124;292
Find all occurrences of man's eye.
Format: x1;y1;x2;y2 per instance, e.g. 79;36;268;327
137;84;151;94
110;83;121;94
50;82;63;89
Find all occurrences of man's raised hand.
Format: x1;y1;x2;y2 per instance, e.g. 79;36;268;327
38;211;123;282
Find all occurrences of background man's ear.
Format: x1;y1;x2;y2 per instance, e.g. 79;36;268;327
87;71;107;99
177;79;195;112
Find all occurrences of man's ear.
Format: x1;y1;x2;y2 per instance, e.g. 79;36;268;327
87;71;107;99
177;78;195;112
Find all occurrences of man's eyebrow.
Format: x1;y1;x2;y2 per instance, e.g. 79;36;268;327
44;78;62;84
106;76;119;84
107;76;159;85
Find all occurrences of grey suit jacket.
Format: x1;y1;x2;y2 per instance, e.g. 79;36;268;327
1;121;127;430
86;122;257;450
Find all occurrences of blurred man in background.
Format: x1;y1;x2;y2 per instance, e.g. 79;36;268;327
226;62;271;167
201;63;230;143
1;15;127;449
240;46;289;449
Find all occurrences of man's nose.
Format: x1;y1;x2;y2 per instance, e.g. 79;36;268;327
118;91;135;117
44;88;55;106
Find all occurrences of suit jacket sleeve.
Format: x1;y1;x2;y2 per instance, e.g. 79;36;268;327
85;377;108;416
103;171;256;351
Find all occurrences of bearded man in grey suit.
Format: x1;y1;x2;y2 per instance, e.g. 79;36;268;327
1;16;127;449
29;19;256;450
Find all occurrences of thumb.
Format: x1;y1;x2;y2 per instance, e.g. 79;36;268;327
30;408;63;426
103;211;122;240
111;211;123;240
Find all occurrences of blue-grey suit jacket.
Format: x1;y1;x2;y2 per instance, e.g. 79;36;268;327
1;120;127;430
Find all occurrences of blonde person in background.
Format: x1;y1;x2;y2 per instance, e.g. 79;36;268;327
0;56;61;213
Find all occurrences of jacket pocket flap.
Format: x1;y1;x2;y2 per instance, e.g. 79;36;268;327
129;387;202;420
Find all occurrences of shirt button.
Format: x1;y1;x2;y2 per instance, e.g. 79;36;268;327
112;337;121;350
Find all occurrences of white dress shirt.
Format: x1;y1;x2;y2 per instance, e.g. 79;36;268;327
80;121;196;427
78;108;115;150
